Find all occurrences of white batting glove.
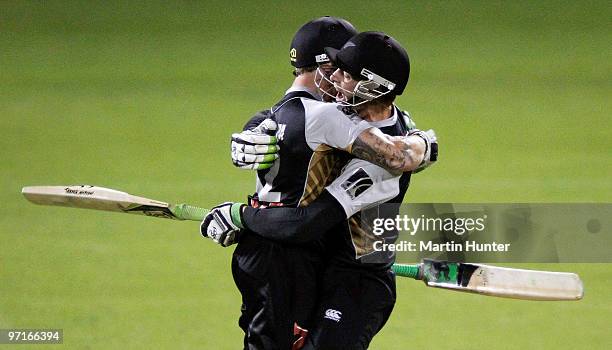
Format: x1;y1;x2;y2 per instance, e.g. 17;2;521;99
200;202;245;247
231;119;279;170
408;129;438;173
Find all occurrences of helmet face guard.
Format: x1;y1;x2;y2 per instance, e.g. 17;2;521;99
313;65;338;102
315;67;396;107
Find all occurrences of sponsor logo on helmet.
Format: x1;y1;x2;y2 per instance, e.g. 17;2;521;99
290;48;297;62
315;53;329;63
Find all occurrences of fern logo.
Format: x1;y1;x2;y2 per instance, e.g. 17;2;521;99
341;168;373;199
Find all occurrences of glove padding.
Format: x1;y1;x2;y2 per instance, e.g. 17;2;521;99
408;129;438;173
231;119;279;170
200;202;245;247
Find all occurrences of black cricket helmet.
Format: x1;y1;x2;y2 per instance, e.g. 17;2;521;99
290;16;358;68
324;31;410;105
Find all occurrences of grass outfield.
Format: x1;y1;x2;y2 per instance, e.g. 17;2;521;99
1;1;610;349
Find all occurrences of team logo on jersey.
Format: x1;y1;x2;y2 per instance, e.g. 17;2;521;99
341;168;373;199
324;309;342;322
290;48;297;62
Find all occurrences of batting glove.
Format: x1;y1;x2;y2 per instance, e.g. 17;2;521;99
200;202;245;247
231;119;279;170
408;129;438;173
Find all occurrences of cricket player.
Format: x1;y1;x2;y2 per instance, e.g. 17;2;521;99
221;17;360;349
203;28;436;349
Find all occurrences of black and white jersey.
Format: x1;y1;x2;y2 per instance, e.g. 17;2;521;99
238;88;376;330
245;88;370;207
304;107;413;270
243;89;414;268
325;108;413;218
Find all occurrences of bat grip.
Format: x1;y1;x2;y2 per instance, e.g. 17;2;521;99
171;204;210;221
392;263;421;280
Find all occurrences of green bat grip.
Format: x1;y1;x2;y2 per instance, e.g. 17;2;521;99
392;263;421;280
170;203;210;221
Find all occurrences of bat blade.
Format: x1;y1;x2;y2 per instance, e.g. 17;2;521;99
22;185;208;220
420;259;584;301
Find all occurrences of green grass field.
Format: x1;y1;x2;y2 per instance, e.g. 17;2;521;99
1;1;610;348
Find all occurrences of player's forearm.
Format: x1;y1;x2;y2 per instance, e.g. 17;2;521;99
389;134;426;170
349;128;425;174
241;191;345;243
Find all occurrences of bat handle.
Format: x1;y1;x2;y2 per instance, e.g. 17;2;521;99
392;263;421;280
170;204;210;221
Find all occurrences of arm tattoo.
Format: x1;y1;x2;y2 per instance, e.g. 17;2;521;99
351;130;415;174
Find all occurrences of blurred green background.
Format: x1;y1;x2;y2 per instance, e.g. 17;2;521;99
1;1;610;349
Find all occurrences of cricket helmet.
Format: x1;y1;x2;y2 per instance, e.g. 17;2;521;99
290;16;358;68
324;31;410;105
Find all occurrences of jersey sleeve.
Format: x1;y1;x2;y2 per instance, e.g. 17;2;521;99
326;158;401;218
302;99;371;150
241;190;346;243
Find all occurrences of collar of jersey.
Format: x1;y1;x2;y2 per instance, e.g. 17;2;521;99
285;86;322;101
364;105;399;128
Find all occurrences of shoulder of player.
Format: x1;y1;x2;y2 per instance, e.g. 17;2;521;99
300;98;352;120
395;105;417;130
271;94;314;114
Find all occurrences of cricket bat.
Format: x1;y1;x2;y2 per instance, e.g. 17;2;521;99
22;185;208;221
392;259;584;301
22;186;585;301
